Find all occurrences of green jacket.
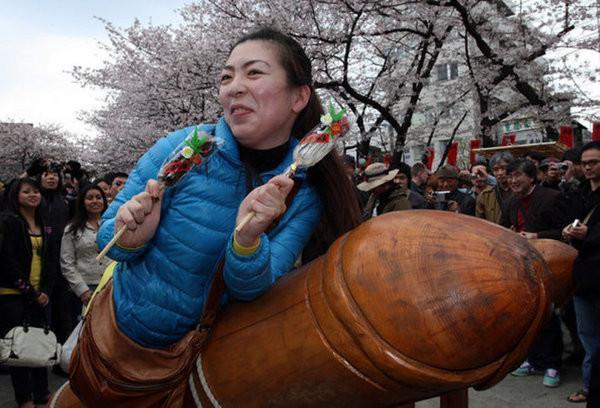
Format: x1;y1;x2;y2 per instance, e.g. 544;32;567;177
475;186;508;224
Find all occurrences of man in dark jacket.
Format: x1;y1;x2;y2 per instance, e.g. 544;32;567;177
435;165;475;215
501;158;567;240
505;158;568;388
563;141;600;404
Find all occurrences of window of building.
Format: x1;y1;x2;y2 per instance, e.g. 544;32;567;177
436;63;459;81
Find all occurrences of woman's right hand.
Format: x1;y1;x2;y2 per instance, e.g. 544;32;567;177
80;290;92;305
36;292;49;307
115;179;164;249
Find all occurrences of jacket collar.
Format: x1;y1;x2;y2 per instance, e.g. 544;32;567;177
214;117;306;180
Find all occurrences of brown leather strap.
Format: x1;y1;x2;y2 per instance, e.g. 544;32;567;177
196;258;225;331
195;177;303;329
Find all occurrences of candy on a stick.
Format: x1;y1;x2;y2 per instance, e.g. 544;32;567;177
236;102;351;232
96;128;220;261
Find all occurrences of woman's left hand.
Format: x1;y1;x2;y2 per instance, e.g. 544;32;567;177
36;292;49;307
236;175;294;246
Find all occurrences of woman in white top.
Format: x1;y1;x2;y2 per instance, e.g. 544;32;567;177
60;183;110;307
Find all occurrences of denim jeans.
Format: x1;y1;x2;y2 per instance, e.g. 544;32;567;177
574;294;600;391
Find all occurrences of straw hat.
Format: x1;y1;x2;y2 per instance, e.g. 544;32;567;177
357;163;399;192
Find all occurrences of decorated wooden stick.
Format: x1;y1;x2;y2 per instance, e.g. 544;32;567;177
236;102;351;232
96;128;221;261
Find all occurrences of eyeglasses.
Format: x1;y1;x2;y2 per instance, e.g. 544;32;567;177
581;159;600;167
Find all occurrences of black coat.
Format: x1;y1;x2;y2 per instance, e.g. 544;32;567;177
500;185;568;240
570;182;600;294
0;211;59;300
447;189;476;216
40;189;69;238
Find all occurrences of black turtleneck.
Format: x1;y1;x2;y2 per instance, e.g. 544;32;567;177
238;140;290;175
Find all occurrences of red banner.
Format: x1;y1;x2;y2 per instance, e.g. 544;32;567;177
383;153;392;167
501;134;516;146
559;126;574;148
447;142;458;166
470;139;481;164
425;147;434;170
593;122;600;142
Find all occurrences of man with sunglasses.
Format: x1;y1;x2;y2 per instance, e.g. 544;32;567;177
563;141;600;404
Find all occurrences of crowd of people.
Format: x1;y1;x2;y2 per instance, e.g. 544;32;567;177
0;141;598;406
0;160;128;407
348;141;600;405
0;25;597;407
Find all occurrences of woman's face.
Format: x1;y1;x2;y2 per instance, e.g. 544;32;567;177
84;188;105;216
219;40;309;149
18;184;42;209
41;171;60;190
96;181;111;198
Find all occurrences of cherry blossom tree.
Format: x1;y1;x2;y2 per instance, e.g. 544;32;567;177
0;122;77;181
74;0;599;168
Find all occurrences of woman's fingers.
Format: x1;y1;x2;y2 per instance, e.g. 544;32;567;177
250;198;286;221
146;179;162;199
269;175;294;198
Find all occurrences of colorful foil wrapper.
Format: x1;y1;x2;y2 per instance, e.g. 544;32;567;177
287;102;351;176
157;128;221;187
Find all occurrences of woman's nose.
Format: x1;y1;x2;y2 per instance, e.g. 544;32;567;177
226;75;247;97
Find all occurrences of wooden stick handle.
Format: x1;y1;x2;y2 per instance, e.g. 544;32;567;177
235;211;255;232
96;224;128;261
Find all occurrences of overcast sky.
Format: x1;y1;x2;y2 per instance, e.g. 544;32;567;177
0;0;188;138
1;1;597;140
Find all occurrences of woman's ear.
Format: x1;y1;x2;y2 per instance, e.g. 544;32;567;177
291;85;311;114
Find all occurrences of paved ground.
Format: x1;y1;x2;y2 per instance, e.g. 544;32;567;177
0;363;585;407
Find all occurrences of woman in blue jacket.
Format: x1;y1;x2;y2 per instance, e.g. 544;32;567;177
97;28;362;348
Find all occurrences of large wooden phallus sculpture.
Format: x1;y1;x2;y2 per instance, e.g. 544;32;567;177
52;211;577;407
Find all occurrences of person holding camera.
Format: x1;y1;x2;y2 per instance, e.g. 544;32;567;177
539;157;562;190
433;165;475;215
358;162;425;219
562;141;600;404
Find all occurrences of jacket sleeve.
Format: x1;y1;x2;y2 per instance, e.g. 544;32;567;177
475;193;485;219
1;218;40;301
537;193;569;240
461;195;476;216
60;228;88;297
223;184;322;301
97;127;196;261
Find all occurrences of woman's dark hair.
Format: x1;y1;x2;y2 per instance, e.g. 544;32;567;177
67;183;108;236
507;158;537;180
234;27;362;260
37;166;64;193
6;178;44;227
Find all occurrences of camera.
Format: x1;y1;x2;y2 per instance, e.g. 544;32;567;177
432;191;451;210
558;162;569;172
433;191;449;202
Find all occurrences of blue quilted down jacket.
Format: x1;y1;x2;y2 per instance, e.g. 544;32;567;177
97;118;322;347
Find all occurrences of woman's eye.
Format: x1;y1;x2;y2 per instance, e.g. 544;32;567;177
248;69;263;76
220;74;232;83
